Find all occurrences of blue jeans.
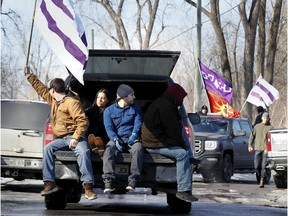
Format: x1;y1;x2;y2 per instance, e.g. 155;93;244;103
146;146;192;192
254;150;267;178
42;135;94;184
102;140;144;183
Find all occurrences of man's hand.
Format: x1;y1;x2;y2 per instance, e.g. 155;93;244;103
69;139;78;149
128;133;138;145
248;147;253;153
24;66;31;76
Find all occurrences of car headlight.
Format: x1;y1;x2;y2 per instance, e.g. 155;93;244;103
204;141;218;150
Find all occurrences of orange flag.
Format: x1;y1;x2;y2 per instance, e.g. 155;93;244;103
207;90;240;118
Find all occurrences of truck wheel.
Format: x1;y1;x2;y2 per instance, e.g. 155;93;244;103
56;180;82;203
273;173;287;189
166;193;191;214
215;154;233;183
200;169;214;183
45;190;67;210
67;182;83;203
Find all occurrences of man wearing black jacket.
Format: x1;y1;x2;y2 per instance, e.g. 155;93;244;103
141;83;198;203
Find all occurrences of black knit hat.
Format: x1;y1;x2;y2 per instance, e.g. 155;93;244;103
116;84;134;99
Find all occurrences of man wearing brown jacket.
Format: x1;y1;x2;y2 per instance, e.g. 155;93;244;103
24;67;96;200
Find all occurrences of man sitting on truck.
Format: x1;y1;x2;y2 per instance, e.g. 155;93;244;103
102;84;144;193
141;83;198;202
248;112;273;188
24;67;97;200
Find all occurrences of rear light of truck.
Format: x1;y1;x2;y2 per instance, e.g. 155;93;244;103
44;122;55;145
184;125;191;138
266;133;271;151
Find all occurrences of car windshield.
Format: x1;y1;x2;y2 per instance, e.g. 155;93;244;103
194;117;229;134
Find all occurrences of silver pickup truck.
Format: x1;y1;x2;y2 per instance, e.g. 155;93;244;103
266;128;287;188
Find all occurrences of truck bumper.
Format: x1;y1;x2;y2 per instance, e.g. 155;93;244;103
196;153;222;167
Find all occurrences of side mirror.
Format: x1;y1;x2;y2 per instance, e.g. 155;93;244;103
188;113;201;125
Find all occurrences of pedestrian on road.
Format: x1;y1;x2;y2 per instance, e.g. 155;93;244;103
248;112;273;188
141;83;198;202
102;84;144;193
24;66;97;200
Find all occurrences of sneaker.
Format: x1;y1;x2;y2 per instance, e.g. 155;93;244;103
126;180;136;192
83;183;97;200
104;182;115;194
176;191;198;202
40;181;60;196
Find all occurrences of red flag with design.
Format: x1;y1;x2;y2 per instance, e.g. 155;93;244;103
207;90;240;118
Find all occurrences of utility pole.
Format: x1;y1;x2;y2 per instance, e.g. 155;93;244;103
194;0;202;112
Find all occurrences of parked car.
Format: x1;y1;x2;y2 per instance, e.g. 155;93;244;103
189;114;271;183
44;49;198;214
1;99;51;180
267;128;287;188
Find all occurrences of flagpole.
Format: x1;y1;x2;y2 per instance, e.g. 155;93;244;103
239;100;247;113
25;0;37;66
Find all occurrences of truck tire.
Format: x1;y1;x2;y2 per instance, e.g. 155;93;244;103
200;169;214;183
67;182;83;203
57;180;82;204
166;193;191;214
215;154;233;183
273;173;287;189
45;190;67;210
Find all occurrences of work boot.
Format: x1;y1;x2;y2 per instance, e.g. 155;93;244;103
88;134;105;155
259;177;265;188
83;183;97;200
40;181;60;196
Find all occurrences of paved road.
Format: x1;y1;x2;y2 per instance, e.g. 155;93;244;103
1;174;287;216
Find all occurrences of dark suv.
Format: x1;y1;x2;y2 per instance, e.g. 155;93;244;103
45;49;197;213
191;114;254;182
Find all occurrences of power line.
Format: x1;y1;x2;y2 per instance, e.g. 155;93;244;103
153;1;244;49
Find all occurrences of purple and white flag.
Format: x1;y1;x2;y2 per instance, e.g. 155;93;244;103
199;60;233;103
246;75;279;109
35;0;88;85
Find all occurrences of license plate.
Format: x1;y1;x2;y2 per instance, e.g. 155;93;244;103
115;164;129;175
8;158;25;167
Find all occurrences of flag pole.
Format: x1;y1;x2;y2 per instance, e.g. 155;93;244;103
25;0;37;66
239;100;247;113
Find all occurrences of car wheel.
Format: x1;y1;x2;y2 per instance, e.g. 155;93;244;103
166;193;191;214
215;154;233;183
273;173;287;189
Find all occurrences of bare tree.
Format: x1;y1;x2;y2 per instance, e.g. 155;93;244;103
88;0;165;50
184;0;232;84
264;0;283;83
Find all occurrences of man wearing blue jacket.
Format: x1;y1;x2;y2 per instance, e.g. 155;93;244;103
102;84;144;193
